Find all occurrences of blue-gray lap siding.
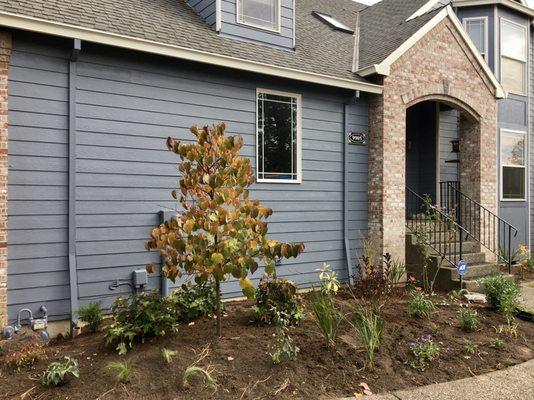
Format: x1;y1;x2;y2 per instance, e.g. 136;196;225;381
187;0;218;29
6;33;368;322
220;0;294;49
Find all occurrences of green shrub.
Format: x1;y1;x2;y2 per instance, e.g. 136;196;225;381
480;275;521;322
252;278;305;326
310;290;342;347
352;308;384;368
408;291;434;319
77;301;103;333
105;290;179;355
458;307;478;332
170;281;220;324
41;356;79;386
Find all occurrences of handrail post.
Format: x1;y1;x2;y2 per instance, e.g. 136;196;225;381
508;225;512;274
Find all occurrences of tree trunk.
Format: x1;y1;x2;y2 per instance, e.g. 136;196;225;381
215;278;222;338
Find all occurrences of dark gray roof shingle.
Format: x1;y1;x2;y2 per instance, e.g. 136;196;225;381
0;0;449;82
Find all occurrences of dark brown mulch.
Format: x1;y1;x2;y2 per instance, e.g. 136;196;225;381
1;290;533;400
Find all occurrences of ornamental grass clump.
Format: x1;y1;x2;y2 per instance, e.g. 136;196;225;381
352;308;384;368
145;124;305;337
77;301;103;333
311;263;342;347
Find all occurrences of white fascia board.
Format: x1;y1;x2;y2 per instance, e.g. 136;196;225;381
358;6;505;98
453;0;534;17
0;11;383;94
407;0;444;21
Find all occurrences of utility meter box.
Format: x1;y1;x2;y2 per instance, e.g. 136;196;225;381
132;269;148;288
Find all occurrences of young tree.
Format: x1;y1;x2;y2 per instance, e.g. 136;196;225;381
146;124;305;337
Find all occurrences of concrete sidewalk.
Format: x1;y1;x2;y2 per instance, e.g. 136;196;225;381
342;358;534;400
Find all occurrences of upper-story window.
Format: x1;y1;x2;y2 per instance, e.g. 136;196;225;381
237;0;280;32
464;17;488;61
500;19;527;95
501;129;526;201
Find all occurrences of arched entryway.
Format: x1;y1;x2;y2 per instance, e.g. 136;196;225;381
367;18;499;263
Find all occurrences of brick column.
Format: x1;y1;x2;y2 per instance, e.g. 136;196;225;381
0;32;11;327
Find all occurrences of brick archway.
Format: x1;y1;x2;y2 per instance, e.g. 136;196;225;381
367;18;498;262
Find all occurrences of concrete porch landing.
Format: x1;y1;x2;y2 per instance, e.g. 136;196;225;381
340;358;534;400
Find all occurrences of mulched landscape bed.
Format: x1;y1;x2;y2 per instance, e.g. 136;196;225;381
1;289;534;400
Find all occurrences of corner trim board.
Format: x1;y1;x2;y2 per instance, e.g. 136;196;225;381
68;38;81;329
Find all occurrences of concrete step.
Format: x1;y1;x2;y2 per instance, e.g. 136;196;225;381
427;241;481;254
430;251;487;265
448;262;501;281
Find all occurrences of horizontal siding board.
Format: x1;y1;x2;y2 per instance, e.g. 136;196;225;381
7;35;369;323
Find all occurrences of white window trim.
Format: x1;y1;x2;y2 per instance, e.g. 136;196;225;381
500;128;527;202
256;88;302;184
499;17;528;96
463;16;488;62
236;0;282;34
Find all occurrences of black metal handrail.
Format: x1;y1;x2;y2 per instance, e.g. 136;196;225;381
406;186;469;269
438;182;518;272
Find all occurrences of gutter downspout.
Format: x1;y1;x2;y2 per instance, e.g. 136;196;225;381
345;11;361;284
68;39;81;333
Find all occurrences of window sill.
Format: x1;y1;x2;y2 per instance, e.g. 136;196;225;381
236;20;282;34
257;178;301;184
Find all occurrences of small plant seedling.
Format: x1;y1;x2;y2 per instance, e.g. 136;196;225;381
161;348;177;364
310;290;342;347
77;301;103;333
408;334;440;371
458;307;478;332
41;356;79;387
408;291;434;319
183;366;215;389
462;340;478;355
488;338;504;349
105;361;133;383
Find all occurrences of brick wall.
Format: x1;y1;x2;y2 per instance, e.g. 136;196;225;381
368;18;498;261
0;31;10;327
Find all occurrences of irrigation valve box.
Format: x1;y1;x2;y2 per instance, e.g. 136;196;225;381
133;269;148;289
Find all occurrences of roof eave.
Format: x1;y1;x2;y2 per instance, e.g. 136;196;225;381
0;11;383;94
357;6;505;99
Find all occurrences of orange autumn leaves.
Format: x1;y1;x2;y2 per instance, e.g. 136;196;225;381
146;124;305;298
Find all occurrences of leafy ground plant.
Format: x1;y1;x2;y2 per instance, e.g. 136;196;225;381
183;366;216;389
77;301;103;333
252;277;305;326
352;308;384;368
170;281;221;324
105;290;179;355
161;347;177;364
269;309;300;364
408;291;435;319
5;340;45;371
488;338;504;349
458;307;478;332
408;334;440;371
41;356;79;387
462;340;478;356
105;361;133;383
480;275;521;328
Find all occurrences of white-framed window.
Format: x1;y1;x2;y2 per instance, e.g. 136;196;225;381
237;0;280;32
500;18;527;95
256;89;301;183
501;129;526;201
463;17;488;61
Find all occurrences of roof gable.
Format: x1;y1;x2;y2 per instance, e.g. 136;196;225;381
357;4;505;98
